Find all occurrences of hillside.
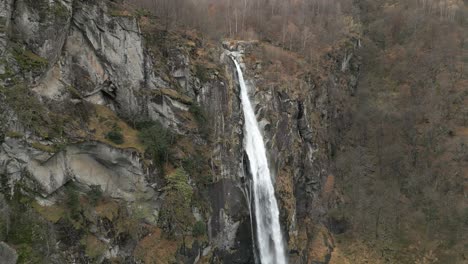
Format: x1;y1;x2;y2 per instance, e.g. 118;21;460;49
0;0;466;264
331;1;467;263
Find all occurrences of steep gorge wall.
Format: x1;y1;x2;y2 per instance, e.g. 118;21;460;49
0;0;360;263
225;41;360;263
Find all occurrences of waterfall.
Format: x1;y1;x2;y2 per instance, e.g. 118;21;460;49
231;56;287;264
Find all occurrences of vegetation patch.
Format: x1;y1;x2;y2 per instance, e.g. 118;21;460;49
0;62;14;80
65;85;82;99
51;1;69;18
138;120;175;168
1;84;49;135
16;244;44;264
159;88;193;104
331;1;468;262
0;17;6;33
134;8;151;19
105;129;124;145
32;202;65;223
159;168;194;235
87;185;103;206
182;152;212;186
194;63;212;83
12;45;48;73
95;199;120;221
65;184;82;221
192;220;206;237
88;105;144;152
134;227;178;264
109;9;133;17
5;131;23;139
108;1;133;17
81;235;107;259
189;103;211;139
1;84;80;140
31;141;57;153
0;190;49;264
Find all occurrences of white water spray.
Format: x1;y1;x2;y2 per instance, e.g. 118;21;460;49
232;56;287;264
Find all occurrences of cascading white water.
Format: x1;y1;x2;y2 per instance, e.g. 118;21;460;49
232;56;287;264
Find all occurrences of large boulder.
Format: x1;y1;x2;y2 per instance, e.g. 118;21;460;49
0;138;153;201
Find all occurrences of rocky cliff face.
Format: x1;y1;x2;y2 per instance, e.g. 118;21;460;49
0;0;360;263
225;41;360;263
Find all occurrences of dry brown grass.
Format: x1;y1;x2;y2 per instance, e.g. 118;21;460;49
134;227;178;264
276;167;296;231
95;199;120;221
159;88;193;104
323;174;335;196
88;105;144;152
81;235;107;259
32;202;66;223
331;238;386;264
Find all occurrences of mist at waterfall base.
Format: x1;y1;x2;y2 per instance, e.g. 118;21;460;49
232;56;287;264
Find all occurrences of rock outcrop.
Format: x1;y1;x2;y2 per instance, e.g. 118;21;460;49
0;138;150;200
0;242;17;264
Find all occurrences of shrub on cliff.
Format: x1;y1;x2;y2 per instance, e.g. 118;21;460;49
1;190;49;263
66;186;81;221
0;84;48;134
138;121;175;167
192;220;206;237
159;168;194;236
189;103;211;139
87;185;103;206
106;130;124;145
0;83;81;139
12;44;48;74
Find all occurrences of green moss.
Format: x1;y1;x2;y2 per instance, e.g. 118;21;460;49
5;131;23;139
52;1;68;18
109;10;130;17
105;130;124;145
0;61;15;80
3;190;48;264
32;202;65;223
165;168;192;203
65;85;82;99
24;0;69;21
0;83;75;139
158;88;193;104
109;10;120;17
159;168;194;234
12;45;48;73
194;64;211;83
0;17;6;33
134;8;151;18
138;121;175;168
192;220;206;237
189;103;211;138
31;141;57;153
24;0;47;11
182;153;212;186
66;185;81;221
16;244;44;264
81;235;107;259
131;202;157;224
1;84;48;134
87;185;103;206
